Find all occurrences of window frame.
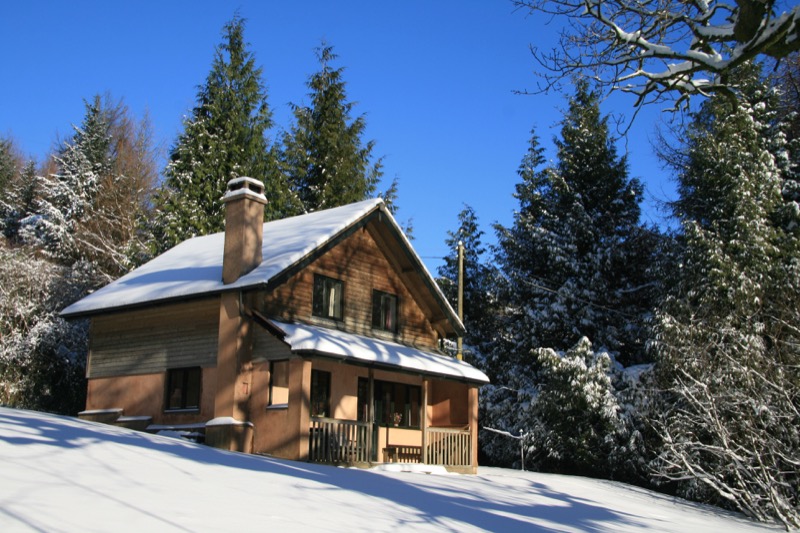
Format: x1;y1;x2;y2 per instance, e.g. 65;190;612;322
267;360;290;408
165;366;202;412
372;290;399;333
313;274;344;321
310;369;332;418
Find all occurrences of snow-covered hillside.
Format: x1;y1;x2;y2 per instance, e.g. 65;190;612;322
0;407;779;532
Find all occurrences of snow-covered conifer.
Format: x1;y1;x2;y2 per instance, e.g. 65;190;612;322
652;62;800;528
495;82;659;368
153;16;291;253
278;44;383;213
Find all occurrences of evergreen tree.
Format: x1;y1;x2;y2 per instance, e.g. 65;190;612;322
532;337;620;475
24;95;156;280
775;54;800;237
496;82;656;367
154;16;292;253
1;160;38;241
652;62;800;528
29;96;110;265
279;44;382;213
0;137;22;198
482;82;661;474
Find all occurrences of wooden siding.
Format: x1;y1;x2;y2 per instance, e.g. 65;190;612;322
88;298;220;378
253;325;293;362
262;225;440;350
86;368;217;426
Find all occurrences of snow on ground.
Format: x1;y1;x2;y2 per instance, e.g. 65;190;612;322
0;407;781;532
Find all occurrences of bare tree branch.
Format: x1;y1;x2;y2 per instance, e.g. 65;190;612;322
515;0;800;109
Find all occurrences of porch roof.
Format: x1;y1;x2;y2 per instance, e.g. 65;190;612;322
267;320;489;384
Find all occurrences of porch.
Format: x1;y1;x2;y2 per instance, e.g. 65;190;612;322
308;417;474;473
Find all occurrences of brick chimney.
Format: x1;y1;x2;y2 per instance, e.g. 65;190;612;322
221;177;268;284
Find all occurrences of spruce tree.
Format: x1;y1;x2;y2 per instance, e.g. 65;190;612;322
31;96;110;265
25;95;156;280
1;160;38;241
279;44;382;213
482;82;661;473
652;62;800;528
154;16;291;253
496;82;656;366
0;137;21;199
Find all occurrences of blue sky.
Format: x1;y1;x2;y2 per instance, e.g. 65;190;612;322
1;0;674;272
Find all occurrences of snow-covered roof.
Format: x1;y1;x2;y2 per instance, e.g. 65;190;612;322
62;199;457;328
269;319;489;384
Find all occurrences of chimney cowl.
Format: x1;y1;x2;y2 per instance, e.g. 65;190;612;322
222;176;268;204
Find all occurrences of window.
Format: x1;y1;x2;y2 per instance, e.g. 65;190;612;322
372;290;398;332
166;367;201;411
313;275;343;321
269;360;289;406
310;369;331;418
358;378;420;428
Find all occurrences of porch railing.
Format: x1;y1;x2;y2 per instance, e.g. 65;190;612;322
309;417;370;464
308;419;472;468
425;426;472;467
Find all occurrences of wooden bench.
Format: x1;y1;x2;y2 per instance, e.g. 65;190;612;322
383;444;422;463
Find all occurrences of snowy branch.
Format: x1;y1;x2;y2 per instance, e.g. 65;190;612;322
515;0;800;109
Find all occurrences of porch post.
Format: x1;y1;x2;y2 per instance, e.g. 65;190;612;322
287;356;312;461
368;368;374;462
421;377;429;464
468;384;479;474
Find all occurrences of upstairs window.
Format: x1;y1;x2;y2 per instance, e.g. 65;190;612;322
166;367;201;411
313;275;343;321
372;290;398;332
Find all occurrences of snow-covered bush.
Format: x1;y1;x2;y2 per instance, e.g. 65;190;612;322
480;336;658;480
0;242;93;414
529;337;621;476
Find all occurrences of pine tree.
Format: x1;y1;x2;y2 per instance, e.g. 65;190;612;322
153;16;292;253
279;44;382;213
0;137;22;198
652;62;800;528
30;96;110;265
1;160;38;241
775;54;800;237
532;337;620;475
23;95;156;280
496;82;656;366
482;82;661;473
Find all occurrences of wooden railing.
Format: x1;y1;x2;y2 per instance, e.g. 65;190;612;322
309;417;370;465
308;419;472;468
425;427;471;467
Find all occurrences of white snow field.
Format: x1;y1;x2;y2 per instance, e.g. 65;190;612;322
0;407;780;532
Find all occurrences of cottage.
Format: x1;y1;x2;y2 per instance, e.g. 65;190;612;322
63;178;489;473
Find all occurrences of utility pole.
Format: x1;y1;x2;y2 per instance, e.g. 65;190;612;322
457;240;464;361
